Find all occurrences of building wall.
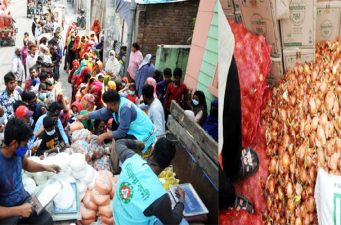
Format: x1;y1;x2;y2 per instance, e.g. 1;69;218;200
196;1;218;106
136;0;199;55
155;45;190;80
184;0;217;106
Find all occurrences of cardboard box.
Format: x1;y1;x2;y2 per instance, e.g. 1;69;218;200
316;1;341;42
283;48;315;71
280;0;316;47
220;0;235;11
236;0;282;57
233;0;240;12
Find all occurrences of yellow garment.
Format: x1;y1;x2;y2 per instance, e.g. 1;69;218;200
107;81;116;91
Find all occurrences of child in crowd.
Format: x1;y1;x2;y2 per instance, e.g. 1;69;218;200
94;119;106;135
35;115;64;157
126;83;138;104
164;68;188;120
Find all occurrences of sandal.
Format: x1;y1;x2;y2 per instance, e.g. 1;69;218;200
234;195;254;214
238;147;259;179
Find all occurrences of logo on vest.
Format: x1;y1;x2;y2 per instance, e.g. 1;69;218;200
119;182;133;204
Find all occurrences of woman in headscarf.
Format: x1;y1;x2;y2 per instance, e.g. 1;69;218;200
135;54;155;98
68;60;80;84
89;81;104;109
89;31;99;45
105;50;122;79
91;19;101;40
191;90;208;127
81;93;95;112
107;80;116;91
92;60;105;77
73;35;81;58
67;34;76;72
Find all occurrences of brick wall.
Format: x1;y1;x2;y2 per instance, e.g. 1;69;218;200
136;0;199;55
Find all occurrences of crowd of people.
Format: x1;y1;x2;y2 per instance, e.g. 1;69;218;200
0;3;218;223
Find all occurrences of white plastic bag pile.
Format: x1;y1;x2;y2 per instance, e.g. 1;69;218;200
22;152;99;207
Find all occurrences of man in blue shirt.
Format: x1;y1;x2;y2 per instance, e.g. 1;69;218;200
0;118;60;225
77;90;156;151
77;90;156;173
113;138;187;225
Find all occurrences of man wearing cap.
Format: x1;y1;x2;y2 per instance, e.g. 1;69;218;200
113;138;188;225
29;102;69;149
0;72;22;122
15;106;34;128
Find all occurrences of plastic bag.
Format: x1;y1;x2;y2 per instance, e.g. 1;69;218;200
93;155;113;172
87;137;106;160
219;209;263;225
71;129;92;143
314;168;341;225
71;140;89;154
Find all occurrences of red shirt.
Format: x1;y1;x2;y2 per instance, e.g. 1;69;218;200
127;94;137;103
165;82;187;111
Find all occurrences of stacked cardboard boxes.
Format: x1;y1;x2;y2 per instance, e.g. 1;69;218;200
316;1;341;42
221;0;341;85
280;0;316;76
221;0;242;24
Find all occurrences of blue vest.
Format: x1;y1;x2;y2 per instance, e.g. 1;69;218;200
113;154;166;225
114;97;156;153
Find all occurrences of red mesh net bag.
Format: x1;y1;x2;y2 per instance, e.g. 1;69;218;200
219;209;263;225
219;21;273;224
228;20;271;147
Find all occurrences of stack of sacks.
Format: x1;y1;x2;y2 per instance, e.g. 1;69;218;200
80;170;117;225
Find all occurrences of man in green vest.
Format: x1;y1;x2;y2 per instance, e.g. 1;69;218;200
113;138;188;225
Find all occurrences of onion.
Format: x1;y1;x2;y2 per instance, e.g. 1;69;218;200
286;181;293;197
325;91;336;111
269;158;277;174
306;196;315;213
317;125;326;146
328;152;339;171
295;217;302;225
311;117;319;130
309;97;317;114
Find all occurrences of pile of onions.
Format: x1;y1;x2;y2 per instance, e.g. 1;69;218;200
263;40;341;225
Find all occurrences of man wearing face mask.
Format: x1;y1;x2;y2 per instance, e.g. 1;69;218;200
0;118;59;225
11;49;25;87
30;102;69;149
34;115;64;157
